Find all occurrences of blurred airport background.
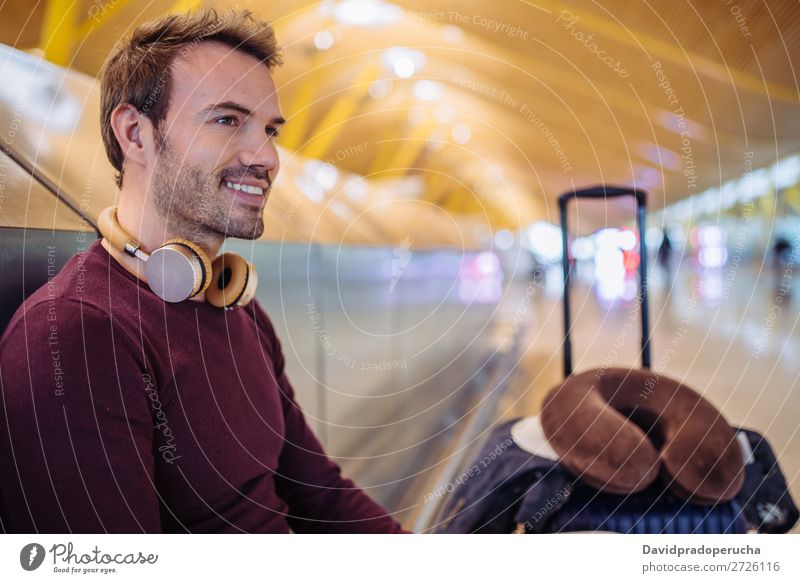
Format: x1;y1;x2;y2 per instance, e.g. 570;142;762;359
1;0;798;531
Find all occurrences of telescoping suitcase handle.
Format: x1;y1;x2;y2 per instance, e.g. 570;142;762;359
558;185;651;377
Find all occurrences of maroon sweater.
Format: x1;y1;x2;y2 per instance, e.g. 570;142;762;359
0;239;405;533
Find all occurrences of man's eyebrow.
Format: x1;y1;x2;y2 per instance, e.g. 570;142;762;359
200;101;252;117
200;101;286;125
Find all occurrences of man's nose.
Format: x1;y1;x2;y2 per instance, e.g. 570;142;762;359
238;133;279;174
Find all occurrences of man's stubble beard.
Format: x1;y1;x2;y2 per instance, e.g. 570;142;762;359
151;134;265;246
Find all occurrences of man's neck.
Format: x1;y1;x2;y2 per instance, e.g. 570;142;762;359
104;196;221;303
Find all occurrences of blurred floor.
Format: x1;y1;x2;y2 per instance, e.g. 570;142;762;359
499;257;800;531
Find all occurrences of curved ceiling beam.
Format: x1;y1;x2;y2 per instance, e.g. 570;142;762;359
533;0;799;103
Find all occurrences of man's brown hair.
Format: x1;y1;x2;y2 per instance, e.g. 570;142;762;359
100;8;282;187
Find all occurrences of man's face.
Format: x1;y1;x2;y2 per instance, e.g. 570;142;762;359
150;41;284;242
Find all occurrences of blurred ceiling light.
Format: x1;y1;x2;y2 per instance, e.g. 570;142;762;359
313;30;335;50
0;45;80;132
494;229;514;250
698;189;721;214
393;175;425;198
741;168;771;201
618;228;637;251
657;110;707;140
330;0;403;26
698;270;724;303
571;236;595;261
368;79;392;99
407;109;426;126
484;164;504;185
413;80;444;101
636;166;662;187
434;106;456;123
382;48;426;78
475;251;501;275
426;132;446;151
774;155;800;189
638;143;680;170
595;245;625;274
344;176;367;201
720;182;738;209
394;57;415;78
594;246;626;302
595;228;622;250
472;224;492;246
441;25;464;43
451;124;472;144
695;224;726;248
698;247;728;268
294;176;325;202
329;201;352;218
305;160;339;190
661;154;800;220
460;252;503;304
525;221;562;263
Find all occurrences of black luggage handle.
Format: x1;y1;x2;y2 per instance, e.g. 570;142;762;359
558;185;651;377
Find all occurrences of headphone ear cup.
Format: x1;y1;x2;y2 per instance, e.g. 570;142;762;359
161;238;213;295
206;253;257;308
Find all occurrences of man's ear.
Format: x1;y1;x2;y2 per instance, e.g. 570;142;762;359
110;103;153;171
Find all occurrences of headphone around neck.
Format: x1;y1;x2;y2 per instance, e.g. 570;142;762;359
98;206;257;309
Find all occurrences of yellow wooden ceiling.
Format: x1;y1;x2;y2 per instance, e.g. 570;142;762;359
3;0;800;231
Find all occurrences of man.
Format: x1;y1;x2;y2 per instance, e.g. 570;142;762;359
0;9;405;533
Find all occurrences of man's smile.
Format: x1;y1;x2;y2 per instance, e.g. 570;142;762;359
221;179;270;206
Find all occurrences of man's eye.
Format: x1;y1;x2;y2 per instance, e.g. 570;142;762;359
266;126;280;138
215;116;239;127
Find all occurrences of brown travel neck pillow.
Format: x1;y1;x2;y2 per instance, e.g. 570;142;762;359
540;368;744;504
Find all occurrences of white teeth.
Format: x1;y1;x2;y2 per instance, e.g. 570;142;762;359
224;181;264;195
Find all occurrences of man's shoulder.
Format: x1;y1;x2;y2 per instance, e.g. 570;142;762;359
1;292;113;352
1;241;123;346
